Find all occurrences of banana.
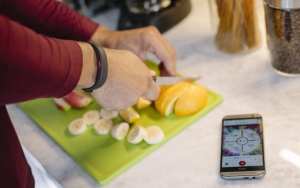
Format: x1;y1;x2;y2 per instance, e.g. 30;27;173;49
111;122;129;140
94;119;113;135
83;110;100;125
144;126;165;145
68;118;87;135
119;107;140;123
127;125;146;144
100;109;119;120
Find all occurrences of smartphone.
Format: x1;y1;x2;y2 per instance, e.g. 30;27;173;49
220;114;266;179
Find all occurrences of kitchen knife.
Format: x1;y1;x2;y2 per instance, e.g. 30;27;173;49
154;76;201;85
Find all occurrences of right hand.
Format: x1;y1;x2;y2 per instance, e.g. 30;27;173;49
90;26;177;75
91;48;160;110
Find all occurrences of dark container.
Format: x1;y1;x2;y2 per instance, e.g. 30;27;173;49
265;0;300;75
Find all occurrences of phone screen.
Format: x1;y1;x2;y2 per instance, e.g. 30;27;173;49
220;117;265;172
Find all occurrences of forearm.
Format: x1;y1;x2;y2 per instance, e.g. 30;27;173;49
0;16;83;105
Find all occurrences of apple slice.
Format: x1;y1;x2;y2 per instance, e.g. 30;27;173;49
63;90;92;108
53;98;71;111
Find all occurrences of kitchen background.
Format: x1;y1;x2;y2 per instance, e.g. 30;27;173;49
7;0;300;188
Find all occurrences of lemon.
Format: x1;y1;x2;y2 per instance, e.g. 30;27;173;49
174;84;208;116
155;82;208;117
155;82;191;116
135;98;151;110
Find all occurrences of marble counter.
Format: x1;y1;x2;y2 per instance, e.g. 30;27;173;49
7;0;300;187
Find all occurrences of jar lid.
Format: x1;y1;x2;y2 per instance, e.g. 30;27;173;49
265;0;300;9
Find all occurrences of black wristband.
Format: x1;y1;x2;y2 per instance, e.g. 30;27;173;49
83;43;108;93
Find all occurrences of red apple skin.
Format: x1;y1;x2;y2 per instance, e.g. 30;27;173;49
63;90;92;108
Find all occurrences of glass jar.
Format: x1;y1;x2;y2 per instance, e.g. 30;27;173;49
264;0;300;75
212;0;261;54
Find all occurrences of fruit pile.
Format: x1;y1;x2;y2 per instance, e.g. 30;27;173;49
68;108;164;145
53;80;208;145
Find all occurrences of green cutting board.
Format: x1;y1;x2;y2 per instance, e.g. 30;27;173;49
19;90;222;185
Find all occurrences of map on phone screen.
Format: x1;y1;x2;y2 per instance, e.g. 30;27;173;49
222;119;263;168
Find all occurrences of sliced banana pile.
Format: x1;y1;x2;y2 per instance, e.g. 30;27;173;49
67;108;165;145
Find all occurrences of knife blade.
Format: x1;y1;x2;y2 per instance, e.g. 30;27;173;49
155;76;201;86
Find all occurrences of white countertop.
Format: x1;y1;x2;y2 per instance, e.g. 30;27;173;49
7;0;300;187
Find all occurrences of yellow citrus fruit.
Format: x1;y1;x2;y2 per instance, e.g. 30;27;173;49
159;85;171;93
155;82;208;117
155;82;191;116
135;97;151;109
174;84;208;116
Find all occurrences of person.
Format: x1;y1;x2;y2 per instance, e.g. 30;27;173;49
0;0;177;187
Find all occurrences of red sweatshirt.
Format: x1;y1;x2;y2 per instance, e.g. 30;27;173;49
0;0;98;187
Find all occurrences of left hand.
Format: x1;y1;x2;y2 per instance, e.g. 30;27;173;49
90;26;177;75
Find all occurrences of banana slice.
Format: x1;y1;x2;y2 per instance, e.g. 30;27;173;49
127;125;146;144
144;126;165;145
100;109;119;120
68;118;87;135
135;98;151;110
119;107;140;123
94;119;113;135
83;110;100;125
111;122;129;140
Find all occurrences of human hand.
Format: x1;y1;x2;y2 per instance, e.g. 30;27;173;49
91;26;176;75
91;48;160;110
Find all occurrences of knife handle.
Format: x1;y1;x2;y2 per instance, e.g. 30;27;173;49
159;63;172;76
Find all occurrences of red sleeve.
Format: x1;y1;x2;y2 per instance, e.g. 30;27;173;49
0;0;98;41
0;15;83;105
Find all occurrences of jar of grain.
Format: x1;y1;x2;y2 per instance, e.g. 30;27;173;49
265;0;300;75
213;0;261;54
